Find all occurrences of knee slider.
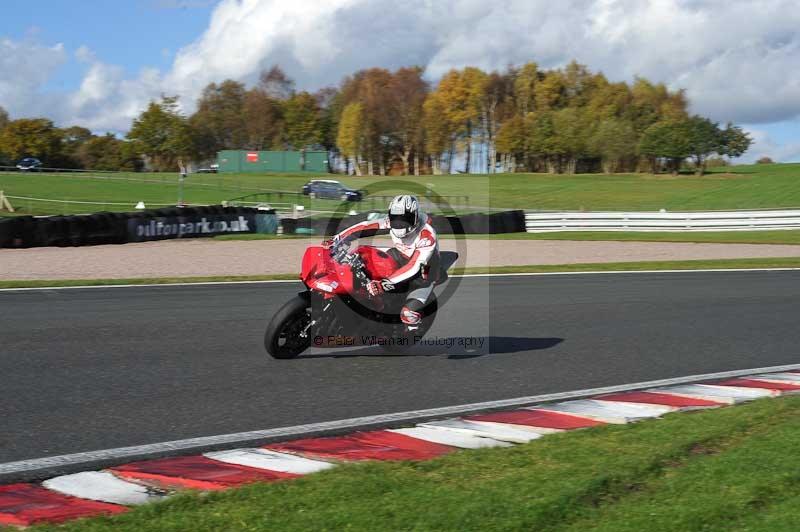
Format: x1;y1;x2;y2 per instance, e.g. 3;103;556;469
401;304;422;325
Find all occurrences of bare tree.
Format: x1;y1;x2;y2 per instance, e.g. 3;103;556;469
258;66;295;100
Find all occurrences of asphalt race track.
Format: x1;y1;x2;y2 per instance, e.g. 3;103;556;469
2;270;800;464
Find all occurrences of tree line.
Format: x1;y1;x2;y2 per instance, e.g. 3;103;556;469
0;62;752;176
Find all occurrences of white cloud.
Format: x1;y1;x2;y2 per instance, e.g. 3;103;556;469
0;38;67;120
740;124;800;163
3;0;800;152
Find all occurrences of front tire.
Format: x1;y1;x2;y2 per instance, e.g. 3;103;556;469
265;295;312;359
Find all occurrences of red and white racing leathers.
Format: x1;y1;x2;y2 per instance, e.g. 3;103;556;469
336;214;439;326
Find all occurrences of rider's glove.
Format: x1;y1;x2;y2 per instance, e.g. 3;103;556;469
367;279;394;296
366;280;384;296
322;235;341;249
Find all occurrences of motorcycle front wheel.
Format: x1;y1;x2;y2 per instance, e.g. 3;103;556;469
264;295;312;359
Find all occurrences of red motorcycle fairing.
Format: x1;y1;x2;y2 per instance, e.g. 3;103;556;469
300;245;399;297
354;245;399;280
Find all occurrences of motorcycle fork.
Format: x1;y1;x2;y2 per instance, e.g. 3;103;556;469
309;292;342;337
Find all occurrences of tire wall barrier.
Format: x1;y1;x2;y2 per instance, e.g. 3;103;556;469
0;207;276;249
279;210;526;236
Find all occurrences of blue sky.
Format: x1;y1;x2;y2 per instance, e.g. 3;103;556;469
1;0;799;163
3;0;214;90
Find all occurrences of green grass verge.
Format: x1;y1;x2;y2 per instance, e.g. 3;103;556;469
22;395;800;531
3;257;800;289
3;162;800;215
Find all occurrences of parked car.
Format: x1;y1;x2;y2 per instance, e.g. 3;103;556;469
196;163;219;173
16;157;42;171
301;179;362;201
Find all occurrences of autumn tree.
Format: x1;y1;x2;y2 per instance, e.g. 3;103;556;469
627;78;688;134
0;107;9;164
684;116;723;175
561;61;599;108
282;91;323;150
336;102;364;175
513;62;539;116
586;80;631;121
423;68;489;173
338;68;394;175
242;88;284;150
534;71;565;112
551;107;591;174
189;80;248;158
639;120;692;174
314;86;341;158
528;112;559;173
77;134;142;171
719;123;752;160
0;106;10;131
422;91;454;175
482;71;514;173
387;66;427;175
0;118;63;164
495;115;527;172
588;118;638;173
58;126;94;167
127;96;194;171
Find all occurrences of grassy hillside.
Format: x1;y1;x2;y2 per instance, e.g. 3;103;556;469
0;162;798;216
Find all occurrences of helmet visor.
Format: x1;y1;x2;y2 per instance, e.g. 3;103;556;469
389;212;415;231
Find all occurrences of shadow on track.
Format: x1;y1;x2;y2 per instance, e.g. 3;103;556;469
296;336;563;360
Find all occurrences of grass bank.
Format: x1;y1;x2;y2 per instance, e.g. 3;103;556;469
2;162;800;215
22;395;800;531
2;257;800;289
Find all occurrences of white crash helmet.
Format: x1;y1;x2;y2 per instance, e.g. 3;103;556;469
388;194;421;238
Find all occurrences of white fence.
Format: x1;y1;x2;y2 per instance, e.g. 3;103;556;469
525;210;800;232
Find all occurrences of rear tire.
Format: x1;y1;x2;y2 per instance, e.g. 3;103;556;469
265;295;312;359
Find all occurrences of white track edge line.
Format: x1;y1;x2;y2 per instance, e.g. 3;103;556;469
3;361;800;476
2;267;800;291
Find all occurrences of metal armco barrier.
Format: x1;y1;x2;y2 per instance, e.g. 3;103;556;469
525;210;800;232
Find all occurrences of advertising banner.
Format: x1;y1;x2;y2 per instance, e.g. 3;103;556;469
127;213;258;242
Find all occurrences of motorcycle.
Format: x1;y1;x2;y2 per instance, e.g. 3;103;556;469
264;239;458;359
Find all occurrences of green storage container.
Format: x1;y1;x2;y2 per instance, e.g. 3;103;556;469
284;151;302;172
217;150;241;172
216;150;329;173
304;151;328;172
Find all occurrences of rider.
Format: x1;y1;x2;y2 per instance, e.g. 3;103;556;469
331;194;440;330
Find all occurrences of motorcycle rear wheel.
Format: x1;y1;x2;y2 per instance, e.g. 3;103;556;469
265;295;312;359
